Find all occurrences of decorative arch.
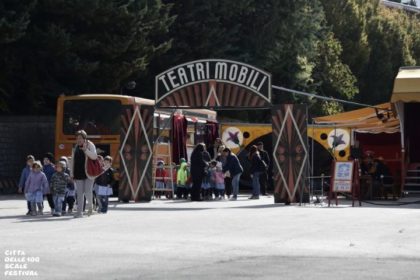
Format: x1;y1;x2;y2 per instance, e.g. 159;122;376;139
155;59;272;108
154;59;309;204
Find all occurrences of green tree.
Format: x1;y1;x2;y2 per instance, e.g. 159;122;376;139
0;0;173;114
319;0;377;79
312;31;358;115
0;0;36;111
362;6;416;104
158;0;357;115
320;0;420;105
134;0;250;99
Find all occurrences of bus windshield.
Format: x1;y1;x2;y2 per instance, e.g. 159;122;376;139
63;99;121;135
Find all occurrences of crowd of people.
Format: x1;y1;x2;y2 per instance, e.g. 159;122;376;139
360;152;394;199
18;131;273;216
155;139;271;201
18;130;115;218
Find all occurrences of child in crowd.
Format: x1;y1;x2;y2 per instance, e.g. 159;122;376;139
211;161;225;200
164;162;177;199
202;163;212;200
25;161;49;216
50;161;70;217
93;155;104;212
59;157;76;214
176;158;189;199
155;160;167;199
95;156;115;214
18;155;35;215
43;153;56;213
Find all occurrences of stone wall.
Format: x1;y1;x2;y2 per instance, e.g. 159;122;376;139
0;116;55;194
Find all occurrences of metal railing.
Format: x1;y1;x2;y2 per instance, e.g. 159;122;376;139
308;174;331;204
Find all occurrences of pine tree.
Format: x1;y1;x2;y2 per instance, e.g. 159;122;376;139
0;0;173;114
0;0;36;112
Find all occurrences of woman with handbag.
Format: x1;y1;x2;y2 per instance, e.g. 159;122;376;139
71;130;99;218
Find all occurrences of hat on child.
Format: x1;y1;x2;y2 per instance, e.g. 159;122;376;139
44;152;55;162
58;160;67;168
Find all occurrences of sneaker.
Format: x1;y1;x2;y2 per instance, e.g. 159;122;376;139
73;213;83;218
31;211;37;216
87;209;93;216
26;211;31;216
38;210;43;215
53;213;60;217
229;197;237;201
68;209;73;214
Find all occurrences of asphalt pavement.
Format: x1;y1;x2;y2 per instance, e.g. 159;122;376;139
1;195;419;280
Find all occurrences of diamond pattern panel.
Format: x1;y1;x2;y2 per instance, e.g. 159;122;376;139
272;104;308;203
119;105;153;201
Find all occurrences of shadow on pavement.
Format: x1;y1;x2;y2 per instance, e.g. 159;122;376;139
0;214;76;223
110;206;211;211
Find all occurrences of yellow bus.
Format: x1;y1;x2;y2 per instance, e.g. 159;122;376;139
55;94;216;201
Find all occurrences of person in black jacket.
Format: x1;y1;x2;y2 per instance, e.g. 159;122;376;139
190;144;208;201
248;145;267;199
94;156;115;213
257;142;270;195
222;148;243;200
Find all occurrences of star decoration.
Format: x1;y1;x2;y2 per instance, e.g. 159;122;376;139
331;134;346;148
227;131;240;145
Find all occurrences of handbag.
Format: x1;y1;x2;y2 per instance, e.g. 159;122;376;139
86;158;103;179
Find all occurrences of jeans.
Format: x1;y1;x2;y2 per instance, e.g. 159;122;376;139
259;171;268;195
224;177;232;197
62;196;75;212
74;179;94;215
25;190;43;203
45;193;55;209
232;173;241;198
53;195;64;215
252;172;262;197
176;185;189;199
214;188;225;197
98;195;109;213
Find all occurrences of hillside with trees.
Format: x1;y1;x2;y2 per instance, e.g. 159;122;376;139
1;0;420;115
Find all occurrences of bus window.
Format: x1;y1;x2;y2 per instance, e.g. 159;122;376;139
63;99;121;135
